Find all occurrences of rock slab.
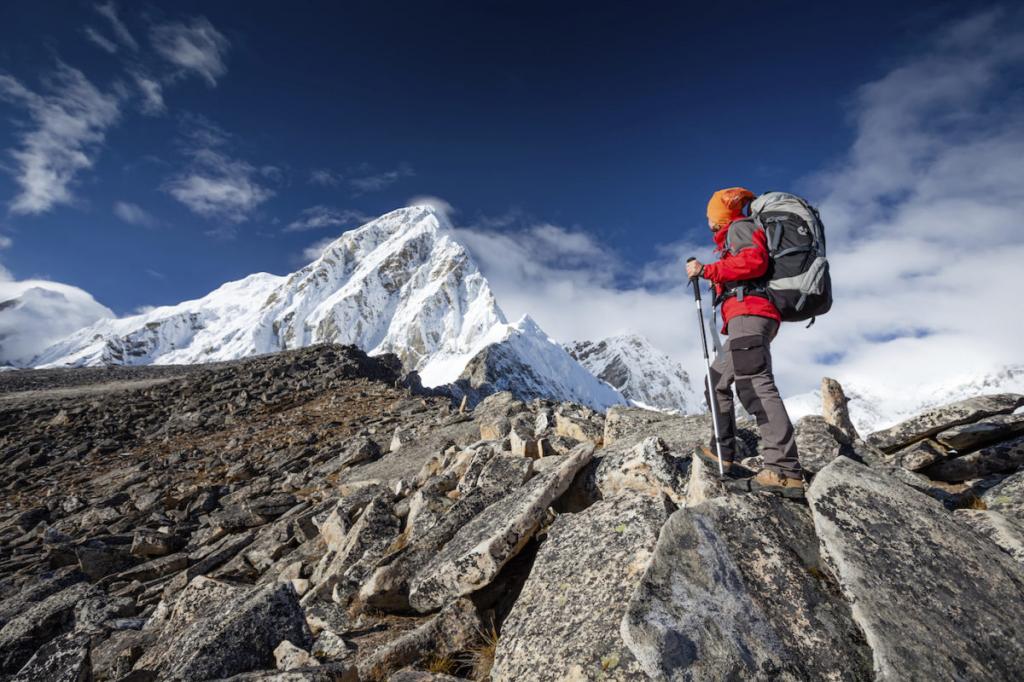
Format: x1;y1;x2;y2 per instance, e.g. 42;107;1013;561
622;493;872;681
408;443;595;612
492;493;669;681
807;456;1024;680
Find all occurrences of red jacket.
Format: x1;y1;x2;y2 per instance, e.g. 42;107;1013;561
701;217;781;332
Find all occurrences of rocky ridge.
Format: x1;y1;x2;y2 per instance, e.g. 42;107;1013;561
2;345;1024;680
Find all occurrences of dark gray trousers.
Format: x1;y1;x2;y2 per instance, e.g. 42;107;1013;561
704;315;802;478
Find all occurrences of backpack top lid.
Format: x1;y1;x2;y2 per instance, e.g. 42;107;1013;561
750;192;819;225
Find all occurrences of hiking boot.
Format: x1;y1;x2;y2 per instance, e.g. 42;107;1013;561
748;468;805;499
694;445;733;477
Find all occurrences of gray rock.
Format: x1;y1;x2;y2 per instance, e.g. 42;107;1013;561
387;672;468;681
10;632;90;682
935;412;1024;451
408;443;595;612
130;529;184;558
90;629;151;680
338;436;382;467
275;639;319;670
310;493;399;602
474;454;533;494
893;438;950;471
565;436;689;510
922;434;1024;482
866;393;1024;453
454;445;498;496
554;411;604;445
821;376;859;442
983;470;1024;521
492;494;669;681
356;485;509;612
135;581;310;680
684;453;728;508
0;581;92;674
603;406;679;447
622;494;871;681
76;542;136;580
794;415;846;474
807;456;1024;680
955;509;1024;565
355;598;481;680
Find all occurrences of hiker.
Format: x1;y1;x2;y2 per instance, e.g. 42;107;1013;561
685;187;804;497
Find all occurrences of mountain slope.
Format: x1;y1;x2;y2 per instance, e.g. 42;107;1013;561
34;206;623;409
456;316;625;409
567;334;698;413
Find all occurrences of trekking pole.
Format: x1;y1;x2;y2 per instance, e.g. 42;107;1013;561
687;258;726;478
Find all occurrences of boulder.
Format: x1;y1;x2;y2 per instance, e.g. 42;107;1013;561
338;436;382;467
794;415;846;474
0;581;92;674
893;438;950;471
134;581;310;680
603;406;679;447
564;436;689;510
922;434;1024;482
807;456;1024;679
554;411;604;445
355;598;481;680
955;509;1024;565
622;494;872;681
130;529;185;558
866;394;1024;453
473;454;533;494
9;632;91;682
356;485;510;612
492;494;669;681
935;412;1024;451
275;640;319;670
508;414;541;458
983;470;1024;521
408;443;595;612
821;376;859;442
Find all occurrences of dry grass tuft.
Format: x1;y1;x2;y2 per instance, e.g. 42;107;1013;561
460;622;500;681
957;494;988;510
426;653;457;674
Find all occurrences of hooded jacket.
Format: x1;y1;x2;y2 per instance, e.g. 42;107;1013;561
701;216;781;331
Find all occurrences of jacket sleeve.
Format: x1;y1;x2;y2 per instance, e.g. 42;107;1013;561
703;224;770;284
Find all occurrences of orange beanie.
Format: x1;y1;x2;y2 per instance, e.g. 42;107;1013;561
706;187;755;227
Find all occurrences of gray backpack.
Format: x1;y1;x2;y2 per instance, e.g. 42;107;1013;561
748;191;832;323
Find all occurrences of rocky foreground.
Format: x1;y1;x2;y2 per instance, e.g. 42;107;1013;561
1;346;1024;681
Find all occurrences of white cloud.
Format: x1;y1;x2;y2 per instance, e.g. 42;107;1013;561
164;118;274;227
95;2;138;51
0;278;113;366
0;235;11;250
285;206;371;232
302;236;336;262
113;200;158;228
131;71;165;115
145;269;164;280
408;195;454;220
151;16;230;87
84;27;118;54
0;64;121;215
309;168;343;187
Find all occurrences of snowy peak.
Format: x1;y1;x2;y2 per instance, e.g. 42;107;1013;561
455;315;625;410
0;281;113;367
32;206;624;410
567;333;698;413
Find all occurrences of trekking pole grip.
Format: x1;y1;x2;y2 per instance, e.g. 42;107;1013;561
686;257;701;301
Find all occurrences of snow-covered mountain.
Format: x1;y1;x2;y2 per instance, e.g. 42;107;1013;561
34;206;624;410
785;364;1024;435
0;280;113;367
566;334;699;413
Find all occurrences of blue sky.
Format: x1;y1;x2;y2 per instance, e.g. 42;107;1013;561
2;1;1023;413
0;0;988;314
